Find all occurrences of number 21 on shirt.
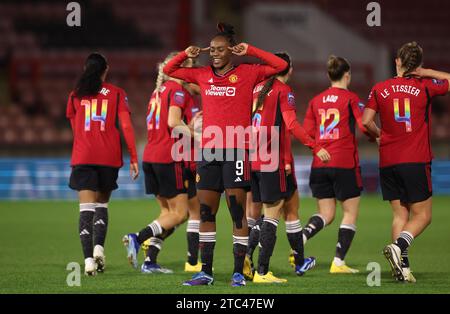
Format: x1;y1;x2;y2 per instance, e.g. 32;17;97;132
147;98;161;130
81;99;108;131
319;108;340;140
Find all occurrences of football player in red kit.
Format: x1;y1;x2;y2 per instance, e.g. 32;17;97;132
67;53;139;276
245;52;330;283
141;72;203;273
362;42;450;282
181;80;203;273
163;23;288;286
122;53;202;271
302;55;378;274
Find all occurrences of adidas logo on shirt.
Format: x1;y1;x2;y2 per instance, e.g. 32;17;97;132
208;78;213;83
234;177;242;182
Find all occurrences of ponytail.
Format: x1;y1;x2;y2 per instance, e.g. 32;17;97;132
214;22;236;46
75;53;107;98
153;52;178;103
253;52;292;115
254;77;276;115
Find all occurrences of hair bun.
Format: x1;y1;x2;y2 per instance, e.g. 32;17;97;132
327;55;338;67
327;55;351;81
217;22;235;36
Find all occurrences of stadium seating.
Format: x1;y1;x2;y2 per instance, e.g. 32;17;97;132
0;0;449;150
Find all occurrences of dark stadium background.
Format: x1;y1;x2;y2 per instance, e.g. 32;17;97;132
1;0;449;199
1;0;450;296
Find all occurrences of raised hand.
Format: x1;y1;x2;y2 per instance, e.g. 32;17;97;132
185;46;210;58
410;67;429;77
316;148;331;163
228;43;249;56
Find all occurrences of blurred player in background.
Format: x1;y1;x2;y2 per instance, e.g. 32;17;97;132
363;42;450;282
141;57;203;274
246;52;330;283
181;79;203;273
66;53;139;276
164;22;288;286
122;53;201;271
302;55;378;274
244;191;261;270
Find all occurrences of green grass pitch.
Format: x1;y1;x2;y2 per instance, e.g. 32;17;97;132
0;196;449;294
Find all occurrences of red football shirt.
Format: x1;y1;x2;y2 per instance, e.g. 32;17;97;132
163;46;287;149
143;80;191;163
66;83;130;167
251;79;315;171
366;77;449;167
184;94;201;169
304;87;367;169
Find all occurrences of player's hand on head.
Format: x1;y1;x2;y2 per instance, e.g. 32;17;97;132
185;46;200;58
410;67;428;77
185;46;209;58
130;162;139;180
316;148;331;163
228;43;249;56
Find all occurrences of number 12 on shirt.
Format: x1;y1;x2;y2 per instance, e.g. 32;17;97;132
319;108;340;140
81;99;108;131
393;98;412;132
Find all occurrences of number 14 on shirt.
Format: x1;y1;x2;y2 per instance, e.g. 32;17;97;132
81;99;108;131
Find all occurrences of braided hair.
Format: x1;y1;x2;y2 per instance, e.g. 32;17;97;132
253;52;292;115
397;41;423;76
153;51;178;103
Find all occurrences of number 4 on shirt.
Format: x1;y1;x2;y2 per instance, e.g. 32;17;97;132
81;99;108;131
393;98;412;132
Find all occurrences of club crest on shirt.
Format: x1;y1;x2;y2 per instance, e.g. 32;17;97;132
174;91;185;105
287;92;295;106
229;74;238;83
196;173;200;183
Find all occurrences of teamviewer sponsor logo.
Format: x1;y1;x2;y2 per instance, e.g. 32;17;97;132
205;85;236;97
